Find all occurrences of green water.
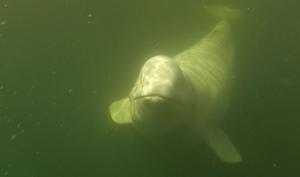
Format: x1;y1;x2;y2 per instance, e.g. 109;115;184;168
1;0;299;177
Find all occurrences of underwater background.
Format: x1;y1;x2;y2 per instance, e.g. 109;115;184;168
1;0;299;177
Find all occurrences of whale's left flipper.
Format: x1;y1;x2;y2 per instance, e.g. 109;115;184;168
109;98;132;124
206;128;242;163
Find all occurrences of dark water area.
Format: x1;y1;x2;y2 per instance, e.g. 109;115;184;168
1;0;299;177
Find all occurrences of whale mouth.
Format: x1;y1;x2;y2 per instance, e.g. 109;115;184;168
130;94;189;136
133;94;181;105
131;94;185;125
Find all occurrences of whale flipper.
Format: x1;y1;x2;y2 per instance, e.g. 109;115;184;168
109;98;132;124
205;128;242;163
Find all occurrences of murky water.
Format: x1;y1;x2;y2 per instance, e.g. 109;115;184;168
1;0;299;177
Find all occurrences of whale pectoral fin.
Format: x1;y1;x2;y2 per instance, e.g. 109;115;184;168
109;97;133;124
205;128;242;163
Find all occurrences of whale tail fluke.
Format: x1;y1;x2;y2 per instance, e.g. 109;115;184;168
204;5;244;23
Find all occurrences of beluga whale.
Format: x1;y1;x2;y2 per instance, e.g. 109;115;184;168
109;6;243;163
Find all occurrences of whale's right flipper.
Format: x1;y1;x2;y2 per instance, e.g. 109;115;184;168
205;128;242;163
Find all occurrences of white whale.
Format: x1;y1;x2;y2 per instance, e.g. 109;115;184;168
109;6;243;163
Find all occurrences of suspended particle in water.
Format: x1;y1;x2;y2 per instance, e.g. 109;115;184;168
87;13;93;24
4;171;8;176
66;131;71;137
278;77;291;88
0;20;6;26
0;85;4;90
93;90;97;94
11;134;17;140
4;4;8;8
35;151;40;156
51;70;57;75
50;65;57;75
68;89;73;94
251;129;256;135
31;100;36;105
273;163;277;168
35;121;41;126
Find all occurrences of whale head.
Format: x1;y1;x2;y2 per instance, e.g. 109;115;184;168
128;56;195;135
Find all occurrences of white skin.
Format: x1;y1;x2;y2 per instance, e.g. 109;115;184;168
109;6;242;163
129;20;234;136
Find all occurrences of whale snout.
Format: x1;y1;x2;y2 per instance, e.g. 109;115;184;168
132;95;178;120
130;94;191;135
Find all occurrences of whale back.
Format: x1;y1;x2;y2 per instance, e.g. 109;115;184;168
174;20;236;130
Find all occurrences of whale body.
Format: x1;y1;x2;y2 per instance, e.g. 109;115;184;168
109;6;243;163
